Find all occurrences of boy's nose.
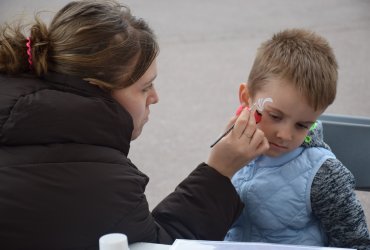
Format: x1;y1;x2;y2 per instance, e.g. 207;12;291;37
276;125;293;141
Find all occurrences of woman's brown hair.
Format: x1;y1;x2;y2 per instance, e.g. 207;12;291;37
0;0;159;89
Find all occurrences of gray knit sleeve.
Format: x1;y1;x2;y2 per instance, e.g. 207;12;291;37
311;158;370;249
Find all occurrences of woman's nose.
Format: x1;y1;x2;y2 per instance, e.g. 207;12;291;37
149;88;159;105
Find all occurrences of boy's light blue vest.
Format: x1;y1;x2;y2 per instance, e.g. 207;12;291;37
225;147;335;246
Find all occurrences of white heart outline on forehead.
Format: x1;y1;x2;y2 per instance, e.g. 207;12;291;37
250;97;273;112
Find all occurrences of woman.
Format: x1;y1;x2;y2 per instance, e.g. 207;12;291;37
0;1;269;249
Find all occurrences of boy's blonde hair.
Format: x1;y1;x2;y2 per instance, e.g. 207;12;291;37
248;28;338;111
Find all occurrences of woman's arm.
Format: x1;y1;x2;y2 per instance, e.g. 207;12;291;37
152;163;244;243
311;158;370;249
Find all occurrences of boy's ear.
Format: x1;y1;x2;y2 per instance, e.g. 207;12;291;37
239;82;250;105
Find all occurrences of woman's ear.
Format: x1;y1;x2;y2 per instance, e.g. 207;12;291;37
84;78;112;91
239;82;250;106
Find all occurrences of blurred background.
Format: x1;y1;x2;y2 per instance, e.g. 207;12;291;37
1;0;369;216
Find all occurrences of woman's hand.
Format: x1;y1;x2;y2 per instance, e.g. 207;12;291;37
206;107;269;179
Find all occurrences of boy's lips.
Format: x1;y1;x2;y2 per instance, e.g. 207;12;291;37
269;142;288;149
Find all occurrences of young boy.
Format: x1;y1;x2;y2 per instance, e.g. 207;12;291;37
224;29;370;249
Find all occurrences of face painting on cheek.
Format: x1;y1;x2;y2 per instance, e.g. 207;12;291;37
210;97;273;148
235;97;273;123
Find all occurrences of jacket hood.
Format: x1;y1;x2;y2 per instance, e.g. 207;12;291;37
0;73;133;156
301;120;331;150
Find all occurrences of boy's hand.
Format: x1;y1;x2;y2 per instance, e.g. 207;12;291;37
206;108;269;179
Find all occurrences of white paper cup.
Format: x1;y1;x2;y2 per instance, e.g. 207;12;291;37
99;233;129;250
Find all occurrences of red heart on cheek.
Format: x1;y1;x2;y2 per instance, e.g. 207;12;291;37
255;111;262;123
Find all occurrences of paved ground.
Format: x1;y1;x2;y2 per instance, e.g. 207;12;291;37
1;0;369;223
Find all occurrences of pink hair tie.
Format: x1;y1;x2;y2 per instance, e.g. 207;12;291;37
26;37;33;68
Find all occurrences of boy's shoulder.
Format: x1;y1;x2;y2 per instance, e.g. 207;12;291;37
318;157;354;180
312;157;355;198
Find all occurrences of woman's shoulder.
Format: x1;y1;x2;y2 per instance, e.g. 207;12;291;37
0;74;49;97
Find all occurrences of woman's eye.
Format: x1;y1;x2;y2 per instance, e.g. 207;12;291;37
142;83;153;92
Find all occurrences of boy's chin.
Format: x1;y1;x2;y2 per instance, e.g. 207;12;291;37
264;149;288;158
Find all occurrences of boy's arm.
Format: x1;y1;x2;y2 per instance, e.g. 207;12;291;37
311;158;370;249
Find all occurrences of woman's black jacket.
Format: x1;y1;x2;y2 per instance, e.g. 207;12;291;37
0;74;243;249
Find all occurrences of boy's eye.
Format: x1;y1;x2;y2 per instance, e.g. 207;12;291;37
269;113;281;120
297;123;309;129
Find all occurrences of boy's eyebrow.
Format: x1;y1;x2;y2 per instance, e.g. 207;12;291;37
266;106;315;124
302;120;316;125
265;106;282;113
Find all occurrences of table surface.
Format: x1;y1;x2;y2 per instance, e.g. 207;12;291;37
129;242;170;250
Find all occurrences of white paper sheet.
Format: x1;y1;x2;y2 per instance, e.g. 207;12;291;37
170;240;355;250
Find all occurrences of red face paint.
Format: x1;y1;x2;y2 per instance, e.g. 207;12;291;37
235;105;262;123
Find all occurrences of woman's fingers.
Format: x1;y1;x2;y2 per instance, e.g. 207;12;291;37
249;129;270;157
232;107;256;139
224;115;238;132
244;109;270;157
207;107;269;179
